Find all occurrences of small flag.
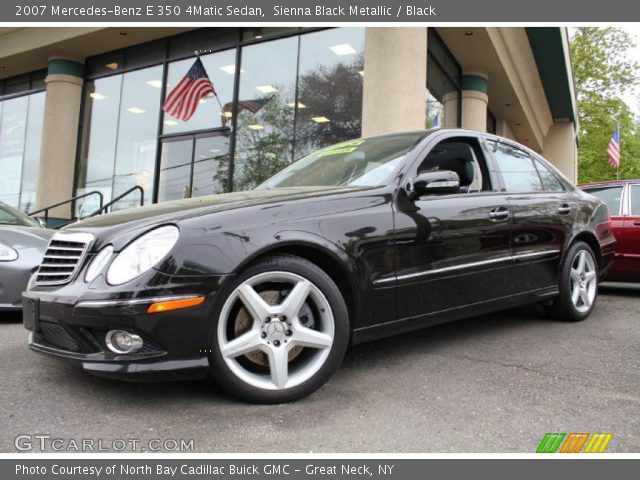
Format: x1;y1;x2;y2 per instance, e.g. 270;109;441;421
432;111;440;128
162;58;215;121
607;125;620;169
221;98;269;116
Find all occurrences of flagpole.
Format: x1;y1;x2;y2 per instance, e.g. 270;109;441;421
616;121;620;181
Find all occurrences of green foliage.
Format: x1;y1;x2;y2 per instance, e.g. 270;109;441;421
571;27;640;182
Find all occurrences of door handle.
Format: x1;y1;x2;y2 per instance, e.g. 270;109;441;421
489;207;510;221
558;204;572;215
633;221;640;226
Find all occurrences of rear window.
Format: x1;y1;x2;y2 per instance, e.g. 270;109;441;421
583;186;623;215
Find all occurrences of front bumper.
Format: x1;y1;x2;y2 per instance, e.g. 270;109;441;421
23;274;230;382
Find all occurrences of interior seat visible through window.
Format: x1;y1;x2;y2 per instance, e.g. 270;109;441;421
417;139;489;193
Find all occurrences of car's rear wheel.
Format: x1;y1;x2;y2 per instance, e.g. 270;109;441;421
545;241;599;322
209;255;349;403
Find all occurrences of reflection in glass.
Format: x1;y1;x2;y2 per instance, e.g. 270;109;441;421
158;164;192;202
19;92;46;212
163;49;236;135
113;66;162;207
294;28;364;159
426;91;443;129
193;136;228;196
157;135;229;202
491;142;543;192
259;133;424;189
0;96;28;207
233;36;298;191
77;65;162;213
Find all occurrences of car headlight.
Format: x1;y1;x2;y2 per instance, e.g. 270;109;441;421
85;245;114;283
0;242;18;262
106;226;179;286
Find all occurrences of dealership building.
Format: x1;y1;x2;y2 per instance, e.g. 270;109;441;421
0;27;577;220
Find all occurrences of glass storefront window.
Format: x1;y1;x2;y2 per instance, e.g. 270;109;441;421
294;28;364;159
163;49;237;135
0;91;44;210
77;65;162;214
233;27;365;191
77;28;366;202
0;96;28;207
426;91;443;128
113;65;162;205
19;92;46;212
233;36;299;191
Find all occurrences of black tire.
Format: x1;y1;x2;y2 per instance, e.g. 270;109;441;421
545;241;599;322
208;254;349;403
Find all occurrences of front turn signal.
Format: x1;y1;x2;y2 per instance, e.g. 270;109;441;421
147;296;205;314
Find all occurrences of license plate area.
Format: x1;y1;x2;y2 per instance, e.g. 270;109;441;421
22;295;40;332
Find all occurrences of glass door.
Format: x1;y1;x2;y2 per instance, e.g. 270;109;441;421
158;131;230;203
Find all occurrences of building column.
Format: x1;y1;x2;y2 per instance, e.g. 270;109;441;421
442;91;459;128
461;73;488;132
542;122;577;183
36;57;84;219
361;28;427;137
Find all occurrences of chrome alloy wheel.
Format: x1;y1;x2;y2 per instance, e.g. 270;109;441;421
217;271;335;390
570;249;597;313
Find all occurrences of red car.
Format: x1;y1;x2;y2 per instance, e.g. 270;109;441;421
581;180;640;282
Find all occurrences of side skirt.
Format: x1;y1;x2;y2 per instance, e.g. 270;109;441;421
350;287;559;345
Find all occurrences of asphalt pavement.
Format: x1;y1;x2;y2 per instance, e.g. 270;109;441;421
1;283;638;453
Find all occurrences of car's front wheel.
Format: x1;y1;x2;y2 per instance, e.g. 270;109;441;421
209;254;349;403
545;241;599;322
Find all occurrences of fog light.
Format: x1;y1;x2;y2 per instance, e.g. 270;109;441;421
105;330;143;354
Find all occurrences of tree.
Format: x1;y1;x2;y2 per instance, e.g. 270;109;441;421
228;55;365;191
571;27;640;182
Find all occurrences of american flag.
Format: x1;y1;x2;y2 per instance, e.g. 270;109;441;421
162;58;216;121
607;124;620;169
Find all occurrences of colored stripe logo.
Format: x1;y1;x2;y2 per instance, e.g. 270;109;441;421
537;433;612;453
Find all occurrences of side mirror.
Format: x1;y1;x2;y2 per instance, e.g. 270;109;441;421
412;170;460;197
35;217;47;228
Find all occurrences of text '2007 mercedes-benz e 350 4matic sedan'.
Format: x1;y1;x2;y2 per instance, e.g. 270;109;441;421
23;129;615;403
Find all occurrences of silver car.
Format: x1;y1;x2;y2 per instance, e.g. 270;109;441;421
0;202;54;312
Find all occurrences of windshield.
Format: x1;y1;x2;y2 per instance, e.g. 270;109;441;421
0;204;41;228
257;132;426;189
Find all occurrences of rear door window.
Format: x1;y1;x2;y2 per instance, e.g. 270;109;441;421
533;158;565;192
489;141;543;192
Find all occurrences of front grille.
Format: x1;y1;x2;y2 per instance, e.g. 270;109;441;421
35;232;93;286
39;321;81;352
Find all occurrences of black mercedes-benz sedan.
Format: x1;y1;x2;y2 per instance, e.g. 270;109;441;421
23;129;615;403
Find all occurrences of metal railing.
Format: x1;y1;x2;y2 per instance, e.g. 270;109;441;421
28;191;104;228
88;185;144;217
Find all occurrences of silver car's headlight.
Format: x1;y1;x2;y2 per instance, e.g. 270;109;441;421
106;226;179;286
0;242;18;262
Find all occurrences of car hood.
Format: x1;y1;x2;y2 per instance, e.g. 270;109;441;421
0;226;55;251
63;187;362;246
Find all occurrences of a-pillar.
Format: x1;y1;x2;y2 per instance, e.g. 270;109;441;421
35;57;84;220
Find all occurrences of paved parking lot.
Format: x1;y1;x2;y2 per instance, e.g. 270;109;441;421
1;283;638;453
